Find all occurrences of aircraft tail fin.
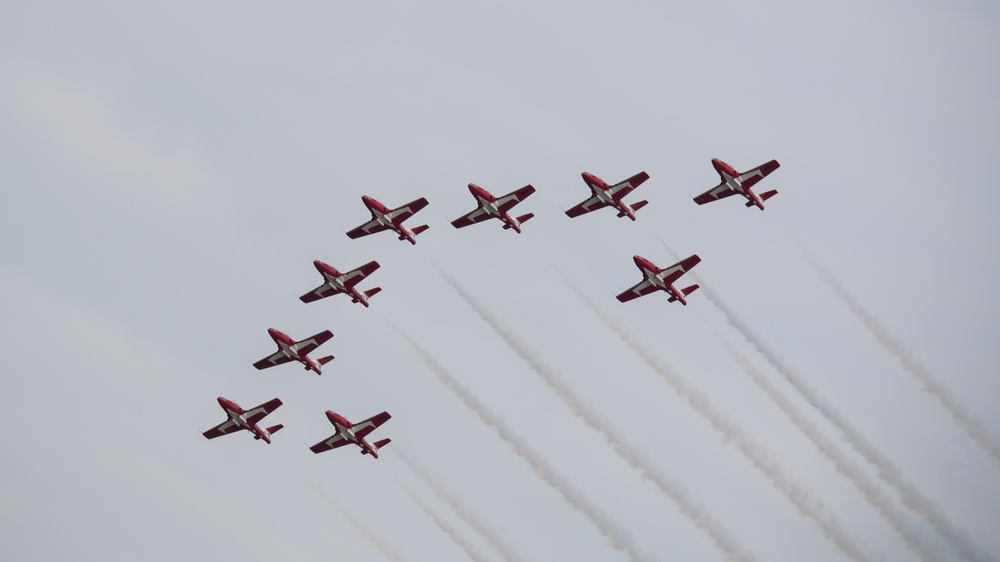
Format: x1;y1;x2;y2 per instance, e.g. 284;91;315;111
411;224;430;236
364;287;382;298
266;424;284;434
317;355;335;366
630;200;649;213
362;438;392;455
516;213;534;223
668;284;700;304
745;190;776;208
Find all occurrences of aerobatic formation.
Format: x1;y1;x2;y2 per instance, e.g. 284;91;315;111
203;158;782;457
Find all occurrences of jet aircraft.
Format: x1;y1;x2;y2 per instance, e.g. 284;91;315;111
253;328;334;375
693;158;780;210
450;183;536;233
617;254;702;305
346;195;430;245
309;410;392;458
300;260;381;307
565;171;650;221
202;396;284;444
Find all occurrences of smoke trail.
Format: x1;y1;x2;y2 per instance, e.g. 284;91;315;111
565;282;876;562
400;483;494;562
433;264;757;562
718;335;942;562
656;236;996;562
806;255;1000;469
304;477;406;562
395;448;525;562
696;283;994;562
382;318;648;562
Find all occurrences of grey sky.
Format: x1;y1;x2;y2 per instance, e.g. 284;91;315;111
2;1;999;560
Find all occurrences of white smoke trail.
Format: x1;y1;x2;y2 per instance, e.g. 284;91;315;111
304;477;406;562
718;335;942;562
565;282;876;562
433;264;758;562
657;235;995;560
395;448;526;562
698;283;995;562
806;255;1000;469
400;483;494;562
383;318;648;562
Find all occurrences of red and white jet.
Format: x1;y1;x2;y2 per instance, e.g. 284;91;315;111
202;396;284;444
617;254;702;305
450;183;536;233
309;410;392;458
346;195;430;245
300;260;381;307
565;171;650;221
253;328;334;375
694;158;780;210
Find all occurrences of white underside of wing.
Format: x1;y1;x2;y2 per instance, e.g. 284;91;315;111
627;279;654;296
579;195;605;211
464;207;490;222
264;350;288;364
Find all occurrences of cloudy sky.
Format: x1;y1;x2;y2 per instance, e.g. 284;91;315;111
2;1;999;560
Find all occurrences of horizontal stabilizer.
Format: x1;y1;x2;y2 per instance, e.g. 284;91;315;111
668;284;700;304
759;189;778;201
631;200;649;212
364;287;382;298
266;424;284;434
516;213;534;223
411;224;430;236
317;355;335;366
362;438;392;454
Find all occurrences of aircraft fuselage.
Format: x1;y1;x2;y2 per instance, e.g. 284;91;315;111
584;172;634;219
470;184;520;232
634;256;685;304
712;158;764;209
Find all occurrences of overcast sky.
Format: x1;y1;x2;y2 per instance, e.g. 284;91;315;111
2;1;999;561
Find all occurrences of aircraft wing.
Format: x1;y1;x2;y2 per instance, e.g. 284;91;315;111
244;398;283;426
660;254;702;285
353;411;392;440
202;419;244;439
387;197;430;223
451;206;493;229
693;182;738;205
565;195;611;218
300;284;341;303
607;171;649;200
253;351;296;370
309;432;354;454
495;185;536;214
346;219;392;239
616;279;660;303
341;261;380;288
736;160;780;191
292;330;334;356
